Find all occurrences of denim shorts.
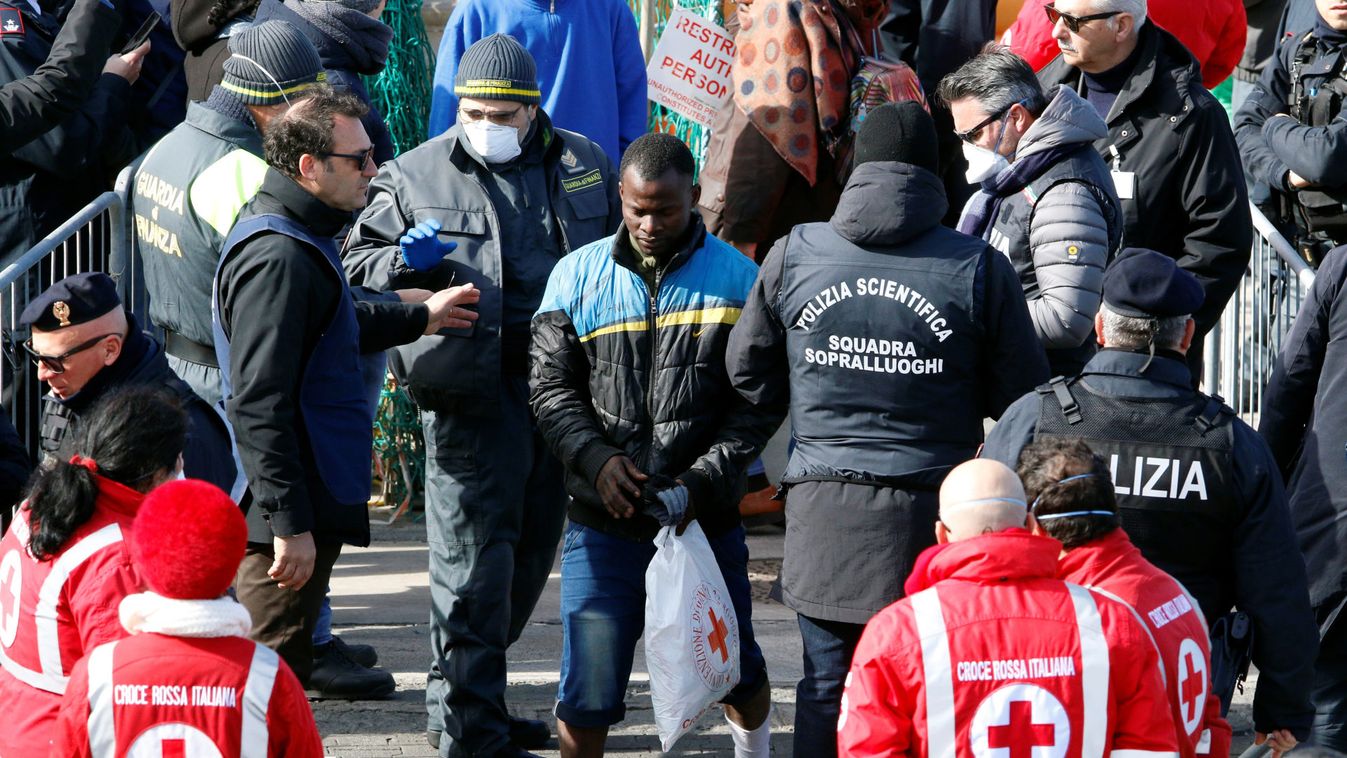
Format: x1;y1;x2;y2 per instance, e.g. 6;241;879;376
553;521;768;727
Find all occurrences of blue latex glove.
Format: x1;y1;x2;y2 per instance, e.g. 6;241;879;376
648;484;689;528
399;219;458;272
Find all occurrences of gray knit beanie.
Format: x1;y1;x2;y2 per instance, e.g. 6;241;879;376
222;20;326;106
453;34;540;104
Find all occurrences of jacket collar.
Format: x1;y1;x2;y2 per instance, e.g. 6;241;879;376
913;530;1064;591
91;473;149;521
1040;22;1198;124
611;213;708;279
58;313;154;414
1056;528;1134;585
1081;347;1193;388
1016;86;1109;160
253;168;353;238
191;93;262;152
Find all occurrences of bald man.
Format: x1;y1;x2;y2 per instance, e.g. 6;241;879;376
934;458;1029;543
837;460;1179;757
19;272;234;490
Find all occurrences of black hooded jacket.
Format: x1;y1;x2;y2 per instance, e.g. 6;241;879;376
725;161;1047;623
1039;22;1252;340
728;161;1048;482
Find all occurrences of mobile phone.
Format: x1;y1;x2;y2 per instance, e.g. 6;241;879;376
119;11;160;55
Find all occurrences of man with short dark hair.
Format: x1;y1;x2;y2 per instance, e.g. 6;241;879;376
1017;437;1235;758
531;133;774;758
213;87;478;696
939;47;1121;376
982;247;1318;746
136;19;325;407
727;100;1048;757
1037;0;1252;382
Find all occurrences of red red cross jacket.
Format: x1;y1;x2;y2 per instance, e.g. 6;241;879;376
1059;529;1232;758
51;632;322;757
838;530;1180;758
0;478;145;756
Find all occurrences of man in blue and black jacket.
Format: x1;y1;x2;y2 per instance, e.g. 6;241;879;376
530;133;777;758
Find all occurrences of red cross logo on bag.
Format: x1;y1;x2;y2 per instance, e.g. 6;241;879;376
969;684;1070;758
707;608;730;664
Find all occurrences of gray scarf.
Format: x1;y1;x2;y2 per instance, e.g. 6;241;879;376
285;0;392;75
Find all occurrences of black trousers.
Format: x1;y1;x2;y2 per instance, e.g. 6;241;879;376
1312;594;1347;750
234;538;343;684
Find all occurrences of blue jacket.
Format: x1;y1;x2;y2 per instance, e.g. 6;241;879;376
427;0;647;162
530;219;780;541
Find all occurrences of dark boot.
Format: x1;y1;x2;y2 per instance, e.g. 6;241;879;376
307;641;395;700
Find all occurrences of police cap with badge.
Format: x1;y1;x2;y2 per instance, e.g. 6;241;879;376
20;272;122;332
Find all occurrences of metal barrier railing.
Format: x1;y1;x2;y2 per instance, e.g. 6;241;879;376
1203;202;1317;424
0;161;141;457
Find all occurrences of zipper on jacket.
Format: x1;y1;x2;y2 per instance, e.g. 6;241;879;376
643;267;663;466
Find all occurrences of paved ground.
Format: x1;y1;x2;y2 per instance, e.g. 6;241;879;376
316;517;1261;757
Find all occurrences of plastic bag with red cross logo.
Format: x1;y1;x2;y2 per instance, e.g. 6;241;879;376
644;522;741;751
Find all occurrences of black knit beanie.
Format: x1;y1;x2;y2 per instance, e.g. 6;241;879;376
853;100;939;174
454;33;541;104
221;20;326;106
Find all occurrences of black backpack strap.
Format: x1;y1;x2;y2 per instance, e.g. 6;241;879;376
1193;394;1233;435
1291;31;1320;120
1039;376;1084;425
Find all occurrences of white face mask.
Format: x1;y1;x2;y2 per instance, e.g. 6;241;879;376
463;120;523;164
962;142;1011;184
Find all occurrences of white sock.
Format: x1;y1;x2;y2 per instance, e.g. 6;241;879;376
726;705;772;757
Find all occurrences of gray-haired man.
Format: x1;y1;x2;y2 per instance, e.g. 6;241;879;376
1037;0;1251;384
940;47;1122;377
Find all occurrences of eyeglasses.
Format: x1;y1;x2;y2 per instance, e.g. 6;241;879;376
955;105;1011;144
23;333;118;374
458;106;524;126
1044;3;1122;32
320;146;375;170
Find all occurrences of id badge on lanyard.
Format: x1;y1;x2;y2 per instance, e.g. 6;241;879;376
1109;144;1135;200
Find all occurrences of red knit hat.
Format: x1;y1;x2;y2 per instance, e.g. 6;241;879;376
131;479;247;599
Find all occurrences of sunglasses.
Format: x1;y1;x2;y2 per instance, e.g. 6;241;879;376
458;105;525;126
1044;3;1122;32
955;105;1011;144
320;146;375;170
23;332;118;374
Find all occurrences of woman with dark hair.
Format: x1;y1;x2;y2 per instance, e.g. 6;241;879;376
0;386;187;756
